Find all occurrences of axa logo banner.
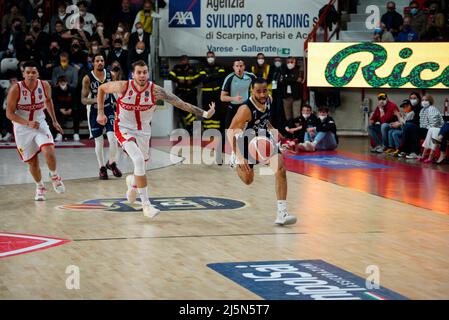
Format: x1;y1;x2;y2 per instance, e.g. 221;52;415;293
169;0;201;28
58;197;245;212
288;155;392;170
208;260;408;300
0;232;69;259
308;42;449;89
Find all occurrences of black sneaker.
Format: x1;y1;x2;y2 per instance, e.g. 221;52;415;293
106;161;122;177
99;166;108;180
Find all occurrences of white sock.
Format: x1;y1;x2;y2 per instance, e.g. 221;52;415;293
106;131;118;163
138;187;150;204
49;170;58;177
36;181;44;187
277;200;287;212
95;136;105;168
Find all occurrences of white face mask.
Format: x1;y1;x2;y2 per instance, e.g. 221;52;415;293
287;63;295;70
410;98;418;106
421;101;430;108
117;27;124;33
319;115;327;121
79;11;86;17
60;84;67;90
257;59;265;65
136;49;144;54
92;46;98;52
137;28;143;35
207;57;215;64
302;113;310;119
274;61;282;68
96;26;103;33
37;12;44;18
379;100;387;106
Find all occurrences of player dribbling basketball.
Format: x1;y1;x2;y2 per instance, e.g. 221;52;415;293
227;77;297;226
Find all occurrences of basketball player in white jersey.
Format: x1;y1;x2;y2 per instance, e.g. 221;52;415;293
81;53;122;180
6;61;65;201
97;60;216;217
227;78;297;225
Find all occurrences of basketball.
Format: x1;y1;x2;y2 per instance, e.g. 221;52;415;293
248;136;275;164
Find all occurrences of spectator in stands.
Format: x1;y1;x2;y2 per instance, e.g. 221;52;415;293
30;18;51;58
386;99;415;156
286;104;319;146
91;22;108;49
107;38;129;76
381;1;404;37
396;16;420;41
52;75;80;141
398;92;422;157
132;0;155;34
110;60;125;80
422;1;448;40
405;94;444;159
300;107;338;152
129;21;150;52
0;18;25;60
251;53;270;80
115;0;136;31
42;41;61;80
16;33;42;65
50;2;69;34
112;22;130;50
373;22;395;42
280;56;302;122
0;72;17;142
1;4;26;33
407;0;427;38
69;38;89;70
127;41;147;71
77;1;97;36
52;52;78;88
433;122;449;164
368;92;399;153
24;0;44;22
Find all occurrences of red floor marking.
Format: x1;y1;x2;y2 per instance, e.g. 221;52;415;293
0;232;70;259
284;150;449;215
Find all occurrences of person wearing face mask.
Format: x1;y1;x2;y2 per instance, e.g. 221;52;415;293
50;2;69;34
114;0;135;30
76;1;97;36
16;34;42;63
129;22;150;52
30;19;51;58
199;51;226;134
396;16;419;41
422;1;448;41
373;23;395;42
127;41;147;71
52;76;80;141
1;4;26;33
251;53;272;94
42;41;61;79
406;1;427;38
384;100;416;156
131;0;155;35
52;52;79;89
286;104;319;145
107;38;129;77
112;23;130;50
368;93;399;153
297;107;338;152
280;56;303;123
380;1;404;37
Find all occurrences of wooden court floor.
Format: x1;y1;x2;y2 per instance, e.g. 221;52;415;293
1;138;449;299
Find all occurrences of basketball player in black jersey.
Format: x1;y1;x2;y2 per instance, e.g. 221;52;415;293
81;53;122;179
227;77;297;226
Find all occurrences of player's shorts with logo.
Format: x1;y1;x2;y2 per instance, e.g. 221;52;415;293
115;126;151;162
88;105;115;139
13;121;54;162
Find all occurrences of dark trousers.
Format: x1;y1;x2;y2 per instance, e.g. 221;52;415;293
177;90;198;133
0;107;12;135
439;122;449;152
54;107;80;135
401;122;427;154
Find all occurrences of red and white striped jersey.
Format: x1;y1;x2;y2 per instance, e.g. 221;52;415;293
116;80;156;134
15;80;48;124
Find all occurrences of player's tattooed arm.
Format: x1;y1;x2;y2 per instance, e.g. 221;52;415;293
96;81;127;125
81;75;97;106
153;84;215;119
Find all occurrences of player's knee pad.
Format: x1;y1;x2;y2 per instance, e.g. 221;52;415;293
124;142;146;176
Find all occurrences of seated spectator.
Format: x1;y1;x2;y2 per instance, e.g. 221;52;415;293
90;21;108;49
381;1;404;37
129;21;150;51
114;0;136;30
386;99;415;156
422;1;448;41
298;107;338;152
132;0;155;35
16;33;42;65
112;22;130;50
50;2;69;34
432;122;449;164
77;1;97;36
398;92;422;157
405;94;444;159
127;41;147;71
373;23;395;42
107;38;129;76
286;104;319;146
52;52;79;88
69;38;89;70
368;93;399;153
52;75;80;141
406;0;427;38
109;60;125;80
1;4;26;33
0;72;17;142
42;41;61;80
396;16;419;41
30;18;51;58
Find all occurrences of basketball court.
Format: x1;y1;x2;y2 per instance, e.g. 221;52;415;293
1;137;449;300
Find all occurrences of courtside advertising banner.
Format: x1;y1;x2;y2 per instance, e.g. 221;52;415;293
308;42;449;89
159;0;328;57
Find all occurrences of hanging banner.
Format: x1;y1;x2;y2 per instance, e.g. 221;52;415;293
308;42;449;89
159;0;328;57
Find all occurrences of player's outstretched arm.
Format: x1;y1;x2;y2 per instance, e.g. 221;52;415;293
153;84;215;119
97;81;127;125
43;81;64;134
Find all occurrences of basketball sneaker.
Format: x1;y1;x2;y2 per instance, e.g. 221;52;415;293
99;166;108;180
106;161;122;177
275;209;297;226
34;185;47;201
142;201;160;218
126;175;137;204
49;174;65;194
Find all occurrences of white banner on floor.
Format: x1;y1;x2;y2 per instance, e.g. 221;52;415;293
159;0;328;57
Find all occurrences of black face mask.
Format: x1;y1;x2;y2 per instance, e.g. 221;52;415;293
72;44;80;50
14;24;22;31
32;26;40;33
144;9;151;13
25;39;33;46
429;9;436;14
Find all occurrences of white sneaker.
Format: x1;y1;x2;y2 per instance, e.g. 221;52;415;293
275;210;297;226
142;202;160;218
375;145;385;153
73;134;80;141
126;175;137;204
55;133;63;142
1;132;12;142
34;185;47;201
49;174;65;194
304;141;316;152
406;152;419;159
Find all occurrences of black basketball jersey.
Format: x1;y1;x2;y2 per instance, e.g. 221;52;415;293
245;96;271;134
88;70;113;108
